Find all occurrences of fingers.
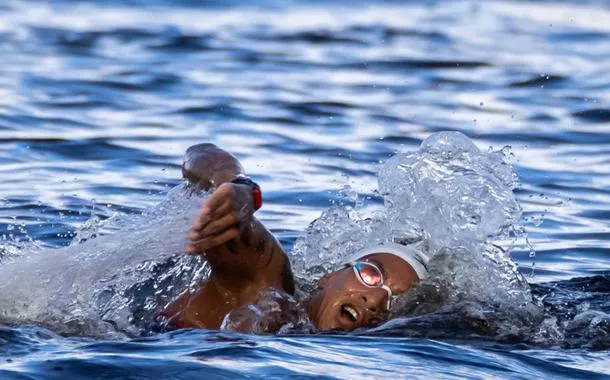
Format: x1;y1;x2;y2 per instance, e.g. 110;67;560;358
185;241;200;255
186;227;239;255
185;242;200;255
185;183;247;255
202;213;239;238
191;183;237;230
189;212;237;241
191;200;231;231
206;183;234;210
207;183;236;212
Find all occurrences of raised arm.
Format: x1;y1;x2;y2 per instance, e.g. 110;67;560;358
161;144;295;329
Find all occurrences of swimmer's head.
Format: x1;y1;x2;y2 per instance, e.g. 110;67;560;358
306;244;428;331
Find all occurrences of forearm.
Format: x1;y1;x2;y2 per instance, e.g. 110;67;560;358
182;143;295;294
162;143;295;329
207;216;294;295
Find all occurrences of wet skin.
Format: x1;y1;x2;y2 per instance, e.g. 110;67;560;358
161;144;294;329
306;252;419;331
161;143;419;332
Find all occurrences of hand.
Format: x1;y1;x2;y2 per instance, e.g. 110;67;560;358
186;182;255;255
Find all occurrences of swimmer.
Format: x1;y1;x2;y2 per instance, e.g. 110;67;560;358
161;144;429;332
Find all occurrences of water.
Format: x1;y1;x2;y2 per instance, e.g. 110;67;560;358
0;0;609;378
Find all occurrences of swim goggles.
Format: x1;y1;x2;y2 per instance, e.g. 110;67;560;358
348;260;393;310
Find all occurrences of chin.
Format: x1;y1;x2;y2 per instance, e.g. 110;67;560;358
315;319;345;332
313;320;334;331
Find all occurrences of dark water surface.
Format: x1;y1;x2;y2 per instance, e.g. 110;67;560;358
0;0;609;378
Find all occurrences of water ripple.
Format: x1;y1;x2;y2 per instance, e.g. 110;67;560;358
0;0;609;377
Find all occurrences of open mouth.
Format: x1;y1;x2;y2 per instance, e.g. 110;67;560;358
340;304;358;323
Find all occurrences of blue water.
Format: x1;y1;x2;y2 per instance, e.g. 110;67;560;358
0;0;609;378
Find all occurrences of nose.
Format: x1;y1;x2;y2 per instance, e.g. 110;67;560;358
359;288;388;314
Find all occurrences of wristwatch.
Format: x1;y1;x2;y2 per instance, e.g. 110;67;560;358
231;175;263;211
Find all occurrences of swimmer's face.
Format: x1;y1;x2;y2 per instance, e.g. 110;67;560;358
307;252;419;331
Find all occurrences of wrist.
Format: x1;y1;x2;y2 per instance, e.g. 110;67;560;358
231;175;263;211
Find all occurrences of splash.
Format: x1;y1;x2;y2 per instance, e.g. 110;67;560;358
292;131;523;274
0;185;209;337
378;131;521;254
289;132;609;348
290;131;555;341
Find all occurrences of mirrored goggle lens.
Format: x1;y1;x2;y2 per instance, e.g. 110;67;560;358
354;262;383;287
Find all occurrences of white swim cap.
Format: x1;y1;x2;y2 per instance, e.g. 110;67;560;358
344;242;430;280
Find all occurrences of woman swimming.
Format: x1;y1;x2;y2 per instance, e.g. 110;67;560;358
160;143;429;332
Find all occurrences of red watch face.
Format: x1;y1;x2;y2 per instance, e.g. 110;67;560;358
252;186;263;210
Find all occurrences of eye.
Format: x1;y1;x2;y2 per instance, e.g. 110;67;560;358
356;262;383;287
